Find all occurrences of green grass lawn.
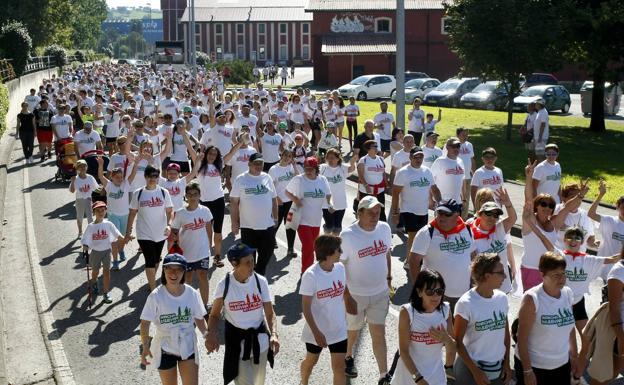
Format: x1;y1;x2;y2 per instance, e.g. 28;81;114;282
357;101;624;204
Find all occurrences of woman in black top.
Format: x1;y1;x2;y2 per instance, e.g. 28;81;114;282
16;102;36;163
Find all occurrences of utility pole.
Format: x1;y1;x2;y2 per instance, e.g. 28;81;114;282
189;0;197;76
396;0;405;132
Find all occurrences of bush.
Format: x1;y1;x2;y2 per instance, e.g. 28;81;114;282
207;59;254;84
74;50;86;63
0;83;9;136
0;21;32;76
44;44;68;67
195;52;211;67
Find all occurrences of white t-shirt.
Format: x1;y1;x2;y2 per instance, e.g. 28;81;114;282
226;147;257;181
170;132;189;162
140;285;206;356
172;206;213;262
159;177;187;211
470;220;512;293
299;263;348;345
430;156;465;202
51;114;72;138
532;161;561;203
288;102;306;124
130;186;173;242
408;108;425;133
158;97;179;119
392;303;449;385
393;165;434;216
269;164;296;203
455;289;508;363
286;175;331;227
201;124;234;156
374;112;395;140
72;174;99;200
261;133;282;163
129;154;162;191
534;108;549;143
104;112;121;138
554;206;595;253
358;155;386;194
345;104;359;121
391;150;411;170
597;215;624;257
214;273;272;354
521;226;558;269
105;181;130;216
458;141;474;180
324;106;337;122
25;94;41;112
470;166;504;193
230;172;277;230
559;250;605;304
238;114;258;133
340;222;392;296
81;220;122;251
411;222;475;298
607;262;624;321
522;284;574;370
197;164;224;202
423;146;443;168
74;130;101;157
320;164;349;210
142;99;156;116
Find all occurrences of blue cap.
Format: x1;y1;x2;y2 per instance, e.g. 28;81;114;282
227;242;256;262
162;253;187;269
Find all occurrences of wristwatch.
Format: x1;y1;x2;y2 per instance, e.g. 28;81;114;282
411;373;422;383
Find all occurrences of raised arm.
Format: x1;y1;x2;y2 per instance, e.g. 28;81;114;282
496;187;517;233
522;202;554;251
588;179;606;222
524;158;537;202
96;156;109;188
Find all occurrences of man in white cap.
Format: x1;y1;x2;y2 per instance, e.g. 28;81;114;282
431;137;465;212
533;98;549;161
339;195;393;385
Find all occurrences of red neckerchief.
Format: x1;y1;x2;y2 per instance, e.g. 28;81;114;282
563;249;586;260
470;218;496;240
431;217;466;239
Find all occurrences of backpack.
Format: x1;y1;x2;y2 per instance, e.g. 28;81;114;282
223;271;262;300
136;186;166;201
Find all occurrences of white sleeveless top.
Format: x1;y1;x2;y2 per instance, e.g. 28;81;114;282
521;226;558;269
391;302;449;385
522;284;574;369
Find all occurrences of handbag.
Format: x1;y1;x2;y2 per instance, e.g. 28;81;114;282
285;203;302;231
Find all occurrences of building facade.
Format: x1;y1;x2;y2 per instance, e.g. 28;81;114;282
161;0;313;65
307;0;460;87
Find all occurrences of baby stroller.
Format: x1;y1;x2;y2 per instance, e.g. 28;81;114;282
81;149;110;184
54;138;78;182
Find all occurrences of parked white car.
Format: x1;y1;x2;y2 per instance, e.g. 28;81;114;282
338;75;396;100
391;78;440;103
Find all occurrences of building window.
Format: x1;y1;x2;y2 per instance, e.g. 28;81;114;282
279;23;287;34
237;46;245;60
215;23;223;34
216;46;223;60
302;45;310;60
236;23;245;60
375;18;391;33
441;17;450;35
237;23;244;34
259;46;266;60
302;22;310;34
279;44;288;61
258;23;266;34
194;23;201;51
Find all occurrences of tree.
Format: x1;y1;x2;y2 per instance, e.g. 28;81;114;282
563;0;624;132
0;1;48;48
445;0;568;140
0;21;33;76
44;44;68;67
70;0;108;49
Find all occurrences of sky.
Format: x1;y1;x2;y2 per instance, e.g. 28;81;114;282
106;0;160;9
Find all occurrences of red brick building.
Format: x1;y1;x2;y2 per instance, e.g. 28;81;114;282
161;0;313;65
306;0;460;87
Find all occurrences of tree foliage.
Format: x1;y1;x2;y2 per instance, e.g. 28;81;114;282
445;0;568;139
207;59;254;85
44;44;68;67
0;21;33;76
196;52;211;67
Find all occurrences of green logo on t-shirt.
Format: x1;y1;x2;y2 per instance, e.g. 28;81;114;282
612;232;624;242
541;308;574;327
546;171;561;181
277;171;294;182
159;306;191;325
474;310;507;332
425;155;439;163
326;174;343;184
244;184;269;195
439;236;471;254
485;239;506;254
409;177;431;188
566;266;588;282
303;188;326;198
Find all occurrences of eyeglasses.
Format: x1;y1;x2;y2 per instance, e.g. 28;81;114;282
424;288;445;297
483;211;501;218
538;201;556;209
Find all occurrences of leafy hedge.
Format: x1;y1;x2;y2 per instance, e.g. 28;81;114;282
196;52;211;67
0;21;32;76
0;82;9;136
207;59;253;84
43;44;68;67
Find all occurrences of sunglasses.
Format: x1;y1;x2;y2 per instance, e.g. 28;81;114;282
424;288;445;297
483;211;501;218
565;236;583;242
538;201;556;209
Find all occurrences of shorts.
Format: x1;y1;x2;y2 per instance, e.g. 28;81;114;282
105;137;118;145
200;197;225;234
380;139;391;152
165;158;190;173
187;257;211;271
572;297;588;321
89;249;111;270
36;129;53;143
75;198;93;222
347;290;389;330
107;213;128;235
158;350;196;370
305;339;348;354
137;239;165;268
400;213;428;233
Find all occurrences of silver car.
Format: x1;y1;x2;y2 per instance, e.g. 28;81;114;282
391;78;440;104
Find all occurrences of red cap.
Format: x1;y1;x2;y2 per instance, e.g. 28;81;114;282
92;201;107;210
303;156;319;168
166;163;181;172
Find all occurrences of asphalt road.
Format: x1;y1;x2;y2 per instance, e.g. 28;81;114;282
25;155;606;385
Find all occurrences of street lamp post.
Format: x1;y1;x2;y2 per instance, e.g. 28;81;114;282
396;0;406;132
189;0;197;76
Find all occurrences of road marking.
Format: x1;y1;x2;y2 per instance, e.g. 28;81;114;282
23;164;76;385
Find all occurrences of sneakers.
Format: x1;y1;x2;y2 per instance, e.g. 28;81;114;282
345;356;358;378
102;293;113;304
119;250;126;262
445;365;456;381
111;261;120;271
91;282;99;296
28;156;34;164
377;373;392;385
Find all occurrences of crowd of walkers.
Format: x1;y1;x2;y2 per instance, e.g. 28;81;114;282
16;62;624;385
